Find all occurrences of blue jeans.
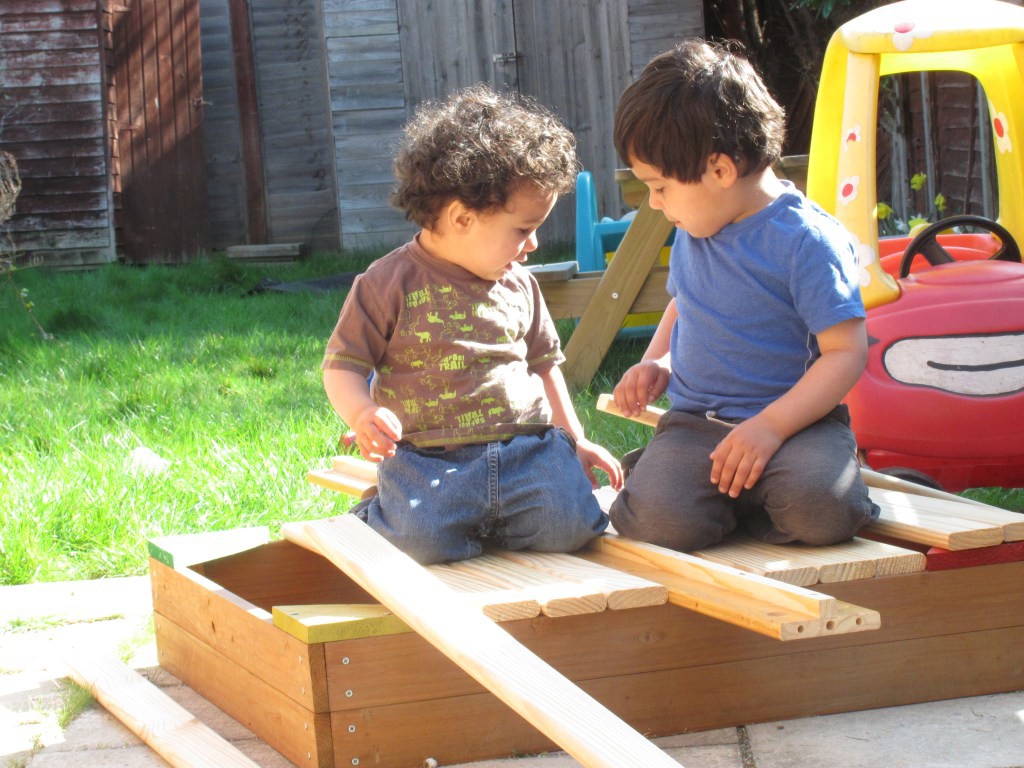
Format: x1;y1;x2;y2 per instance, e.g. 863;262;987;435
353;428;609;564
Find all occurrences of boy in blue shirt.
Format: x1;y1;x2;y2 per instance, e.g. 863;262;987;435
610;40;878;551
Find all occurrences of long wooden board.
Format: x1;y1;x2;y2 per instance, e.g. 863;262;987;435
65;653;263;768
281;515;683;768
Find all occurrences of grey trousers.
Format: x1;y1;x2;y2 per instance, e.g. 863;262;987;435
609;405;879;552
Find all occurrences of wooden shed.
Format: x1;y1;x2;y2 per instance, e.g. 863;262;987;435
1;0;207;268
200;0;705;254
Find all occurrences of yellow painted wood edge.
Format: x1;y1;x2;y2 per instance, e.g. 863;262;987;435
272;604;411;643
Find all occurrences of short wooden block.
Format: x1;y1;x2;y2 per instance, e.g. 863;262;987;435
226;243;306;262
273;604;410;643
527;260;579;282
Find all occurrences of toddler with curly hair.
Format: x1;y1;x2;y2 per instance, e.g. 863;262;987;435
322;84;621;564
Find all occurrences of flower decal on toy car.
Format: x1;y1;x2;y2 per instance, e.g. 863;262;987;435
853;238;878;288
883;331;1024;396
892;20;934;51
990;101;1012;154
839;176;859;206
843;125;862;150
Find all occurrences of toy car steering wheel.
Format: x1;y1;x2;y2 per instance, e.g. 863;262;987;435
898;214;1022;278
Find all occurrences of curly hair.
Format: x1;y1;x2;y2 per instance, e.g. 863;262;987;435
391;84;579;229
614;39;786;182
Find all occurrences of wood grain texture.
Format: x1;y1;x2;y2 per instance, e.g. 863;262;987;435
281;515;683;768
65;653;262;768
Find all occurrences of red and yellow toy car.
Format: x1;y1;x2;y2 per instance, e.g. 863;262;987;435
806;0;1024;491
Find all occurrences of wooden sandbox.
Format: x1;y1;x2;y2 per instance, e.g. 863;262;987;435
148;457;1024;768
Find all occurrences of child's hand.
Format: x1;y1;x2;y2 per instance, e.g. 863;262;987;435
612;360;669;418
350;405;403;462
575;437;624;491
708;416;783;497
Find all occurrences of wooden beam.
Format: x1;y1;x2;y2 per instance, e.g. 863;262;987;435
65;653;263;768
586;535;838;620
577;547;878;641
227;0;268;243
561;202;675;386
281;515;683;768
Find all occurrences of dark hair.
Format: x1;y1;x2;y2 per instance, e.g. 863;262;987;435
391;84;579;228
614;39;785;182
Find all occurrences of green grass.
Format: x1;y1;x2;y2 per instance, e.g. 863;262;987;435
1;249;1021;586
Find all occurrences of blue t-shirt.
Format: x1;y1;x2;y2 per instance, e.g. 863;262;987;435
665;183;865;419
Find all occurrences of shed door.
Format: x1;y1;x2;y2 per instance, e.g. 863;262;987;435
111;0;208;264
397;0;518;107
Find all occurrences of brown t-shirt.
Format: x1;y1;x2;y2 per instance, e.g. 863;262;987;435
323;238;565;448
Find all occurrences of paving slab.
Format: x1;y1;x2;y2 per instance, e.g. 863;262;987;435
747;693;1024;768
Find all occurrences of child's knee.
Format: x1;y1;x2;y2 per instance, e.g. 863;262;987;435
610;490;731;552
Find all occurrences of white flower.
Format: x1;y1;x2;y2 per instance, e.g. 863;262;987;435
892;20;933;52
839;176;859;206
855;242;878;288
992;108;1012;154
842;125;861;151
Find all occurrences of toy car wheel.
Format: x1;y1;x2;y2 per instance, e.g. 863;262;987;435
876;466;944;491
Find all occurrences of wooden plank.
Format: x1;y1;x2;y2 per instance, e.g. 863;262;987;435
588;535;839;620
695;535;925;584
869;497;1005;551
540;267;671;321
281;515;683;768
307;467;373;497
437;553;607;618
332;454;378;482
527;260;579;283
424;565;543;621
577;549;877;641
493;549;668;610
692;540;821;587
869;486;1024;542
65;653;262;768
154;612;334;768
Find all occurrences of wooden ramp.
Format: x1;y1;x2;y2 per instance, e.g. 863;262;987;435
281;515;683;768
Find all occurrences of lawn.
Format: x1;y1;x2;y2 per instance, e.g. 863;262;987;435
0;251;652;586
1;252;1019;586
